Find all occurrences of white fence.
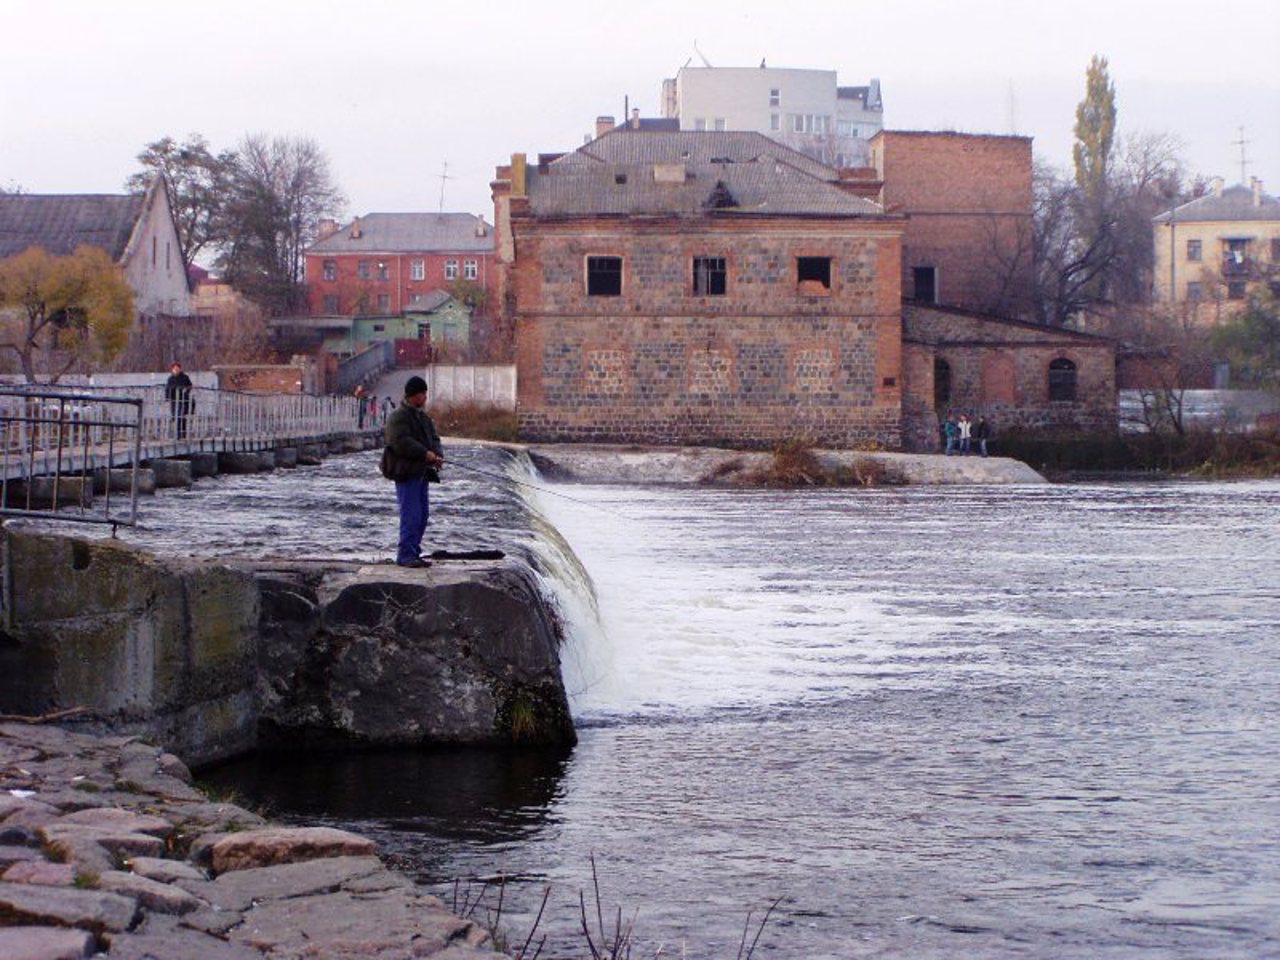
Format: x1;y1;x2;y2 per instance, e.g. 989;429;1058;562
426;364;517;410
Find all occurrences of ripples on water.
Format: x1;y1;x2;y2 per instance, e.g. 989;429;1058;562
128;452;1279;958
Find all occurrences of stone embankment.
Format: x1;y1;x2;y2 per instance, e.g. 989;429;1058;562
0;722;500;958
526;443;1047;485
0;526;575;769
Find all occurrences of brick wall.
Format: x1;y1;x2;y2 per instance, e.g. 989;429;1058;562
901;305;1116;450
875;131;1034;319
511;216;905;448
305;250;497;317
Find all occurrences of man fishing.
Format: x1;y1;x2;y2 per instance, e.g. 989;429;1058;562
383;375;444;568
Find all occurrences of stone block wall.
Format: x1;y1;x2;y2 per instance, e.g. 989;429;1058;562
511;217;904;448
901;305;1117;450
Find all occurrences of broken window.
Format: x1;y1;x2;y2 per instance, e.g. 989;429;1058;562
693;257;727;296
1048;358;1077;402
586;256;623;296
797;256;832;292
913;266;938;304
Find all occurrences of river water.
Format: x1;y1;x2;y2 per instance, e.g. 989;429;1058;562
120;448;1279;958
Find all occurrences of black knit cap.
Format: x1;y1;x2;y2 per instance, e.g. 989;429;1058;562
404;375;428;397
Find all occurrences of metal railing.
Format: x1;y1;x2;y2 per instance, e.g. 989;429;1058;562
1;388;143;528
1;384;365;528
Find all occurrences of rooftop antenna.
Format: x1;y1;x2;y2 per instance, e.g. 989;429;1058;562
436;161;455;213
1231;126;1251;184
693;39;712;68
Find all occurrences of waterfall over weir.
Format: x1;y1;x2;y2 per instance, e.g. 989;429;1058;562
112;450;1279;959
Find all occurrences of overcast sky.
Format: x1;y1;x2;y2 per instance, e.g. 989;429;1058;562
3;0;1277;223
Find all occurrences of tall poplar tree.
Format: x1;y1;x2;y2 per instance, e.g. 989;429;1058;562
1073;55;1116;200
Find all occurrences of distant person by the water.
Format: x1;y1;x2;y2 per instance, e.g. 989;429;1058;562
943;415;958;456
164;361;194;439
383;376;444;568
958;414;972;455
974;416;991;457
382;397;394;423
354;385;367;429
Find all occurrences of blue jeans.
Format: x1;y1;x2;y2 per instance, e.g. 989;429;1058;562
395;477;431;564
944;436;956;455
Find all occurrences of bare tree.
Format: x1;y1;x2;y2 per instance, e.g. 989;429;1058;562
126;134;234;266
216;134;344;315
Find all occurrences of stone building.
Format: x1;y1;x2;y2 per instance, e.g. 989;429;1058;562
304;213;496;318
494;129;1115;452
494;131;906;448
0;177;191;317
1152;177;1280;322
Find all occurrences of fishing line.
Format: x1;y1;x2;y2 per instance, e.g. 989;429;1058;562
441;458;630;519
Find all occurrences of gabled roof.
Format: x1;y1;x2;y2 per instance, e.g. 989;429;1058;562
308;213;494;255
0;192;146;260
1152;184;1280;224
528;130;883;218
403;289;452;313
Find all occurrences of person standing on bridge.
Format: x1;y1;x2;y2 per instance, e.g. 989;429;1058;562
164;361;194;440
354;384;367;429
383;375;444;568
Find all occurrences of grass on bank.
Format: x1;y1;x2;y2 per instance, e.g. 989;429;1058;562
429;402;518;442
996;426;1280;479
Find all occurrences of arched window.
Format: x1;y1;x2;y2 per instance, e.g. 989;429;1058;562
1048;358;1077;402
934;357;952;408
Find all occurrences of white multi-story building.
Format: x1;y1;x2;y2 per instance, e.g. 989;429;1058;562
661;65;883;167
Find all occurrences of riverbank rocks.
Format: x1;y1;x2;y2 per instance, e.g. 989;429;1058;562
526;442;1047;485
251;559;576;748
0;723;500;958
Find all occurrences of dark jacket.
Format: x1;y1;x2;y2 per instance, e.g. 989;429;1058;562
164;372;194;411
383;401;443;482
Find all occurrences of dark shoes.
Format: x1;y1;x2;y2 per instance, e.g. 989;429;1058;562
395;558;432;568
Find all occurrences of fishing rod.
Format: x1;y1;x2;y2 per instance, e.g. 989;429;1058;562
439;457;628;518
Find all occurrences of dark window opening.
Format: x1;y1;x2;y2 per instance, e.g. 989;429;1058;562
693;257;727;296
322;294;339;313
797;256;831;291
587;256;623;296
913;266;938;304
1048;358;1077;402
1186;239;1202;262
377;262;390;280
1271;238;1280;262
357;259;371;280
1227;281;1247;300
323;259;337;281
933;358;951;408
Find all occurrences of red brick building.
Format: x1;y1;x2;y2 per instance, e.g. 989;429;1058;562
872;131;1035;320
495;131;907;448
304;213;496;318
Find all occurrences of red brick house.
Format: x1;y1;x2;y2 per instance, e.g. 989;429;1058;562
495;129;1115;451
872;131;1035;320
304;213;496;318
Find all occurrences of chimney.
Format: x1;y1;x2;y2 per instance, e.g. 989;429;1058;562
317;218;339;240
349;217;363;240
511;153;527;198
630;108;641;130
595;115;615;139
1211;176;1225;198
475;218;488;237
1253;177;1263;207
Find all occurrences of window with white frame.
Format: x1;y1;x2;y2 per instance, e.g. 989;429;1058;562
445;259;458;280
769;88;780;107
323;259;337;281
464;259;478;280
411;259;425;280
770;113;780;131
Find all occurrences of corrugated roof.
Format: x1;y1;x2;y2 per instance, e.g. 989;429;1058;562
0;193;146;260
308;213;495;254
530;131;882;218
1152;184;1280;224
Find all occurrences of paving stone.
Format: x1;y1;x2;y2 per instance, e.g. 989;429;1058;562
55;808;173;839
104;915;264;959
229;889;478;957
209;826;377;874
157;752;194;784
179;904;246;937
194;855;388;911
2;860;77;886
0;843;42;867
0;925;95;960
125;855;207;884
0;880;140;934
97;869;205;915
0;797;61;831
40;824;164;867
